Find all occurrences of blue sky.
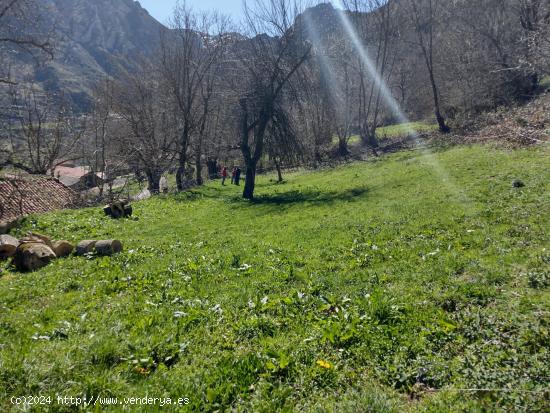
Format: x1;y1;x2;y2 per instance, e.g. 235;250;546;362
139;0;244;24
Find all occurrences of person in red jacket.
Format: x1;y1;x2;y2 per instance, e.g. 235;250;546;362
231;167;237;185
221;167;228;186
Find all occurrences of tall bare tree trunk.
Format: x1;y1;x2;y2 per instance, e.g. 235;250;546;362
428;58;451;133
338;137;349;157
176;126;189;190
207;159;218;179
195;143;203;186
275;158;283;182
243;164;256;200
410;0;450;134
147;170;161;194
176;161;185;191
430;71;450;133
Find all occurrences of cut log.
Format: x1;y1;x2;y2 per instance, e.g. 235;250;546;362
94;240;123;256
76;240;97;256
21;232;54;249
0;234;20;259
12;243;56;272
52;240;74;258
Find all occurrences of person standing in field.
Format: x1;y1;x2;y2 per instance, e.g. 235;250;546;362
235;167;242;186
221;167;228;186
231;167;237;185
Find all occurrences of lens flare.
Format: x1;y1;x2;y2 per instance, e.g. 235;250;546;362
302;8;341;107
329;0;472;206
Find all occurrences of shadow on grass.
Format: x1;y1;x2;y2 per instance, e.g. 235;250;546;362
250;186;369;206
170;185;225;202
166;182;369;209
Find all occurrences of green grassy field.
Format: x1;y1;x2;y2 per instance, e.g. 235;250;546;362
376;122;438;139
1;145;549;412
336;122;437;146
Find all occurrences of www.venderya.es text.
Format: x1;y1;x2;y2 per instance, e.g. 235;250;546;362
11;395;190;407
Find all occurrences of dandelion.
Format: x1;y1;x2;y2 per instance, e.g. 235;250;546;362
316;360;333;369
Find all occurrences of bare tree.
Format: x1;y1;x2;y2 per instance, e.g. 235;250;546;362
265;104;304;182
113;72;177;194
160;1;229;190
342;0;399;150
5;85;85;175
445;0;540;110
406;0;450;133
204;102;237;180
191;31;232;186
238;0;312;199
81;78;131;198
516;0;550;74
299;62;336;162
334;57;354;157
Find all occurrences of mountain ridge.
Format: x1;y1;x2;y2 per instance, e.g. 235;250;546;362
6;0;166;108
5;1;341;110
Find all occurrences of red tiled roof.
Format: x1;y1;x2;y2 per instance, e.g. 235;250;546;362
0;176;77;223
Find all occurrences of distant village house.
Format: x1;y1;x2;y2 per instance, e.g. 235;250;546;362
53;164;105;191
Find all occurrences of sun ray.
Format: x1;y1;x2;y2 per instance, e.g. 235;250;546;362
329;0;473;207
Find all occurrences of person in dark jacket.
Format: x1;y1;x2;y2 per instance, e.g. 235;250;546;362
235;167;242;186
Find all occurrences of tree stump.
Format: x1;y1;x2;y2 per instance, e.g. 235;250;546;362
0;235;20;259
52;240;75;258
12;243;56;272
94;240;123;256
76;240;97;256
